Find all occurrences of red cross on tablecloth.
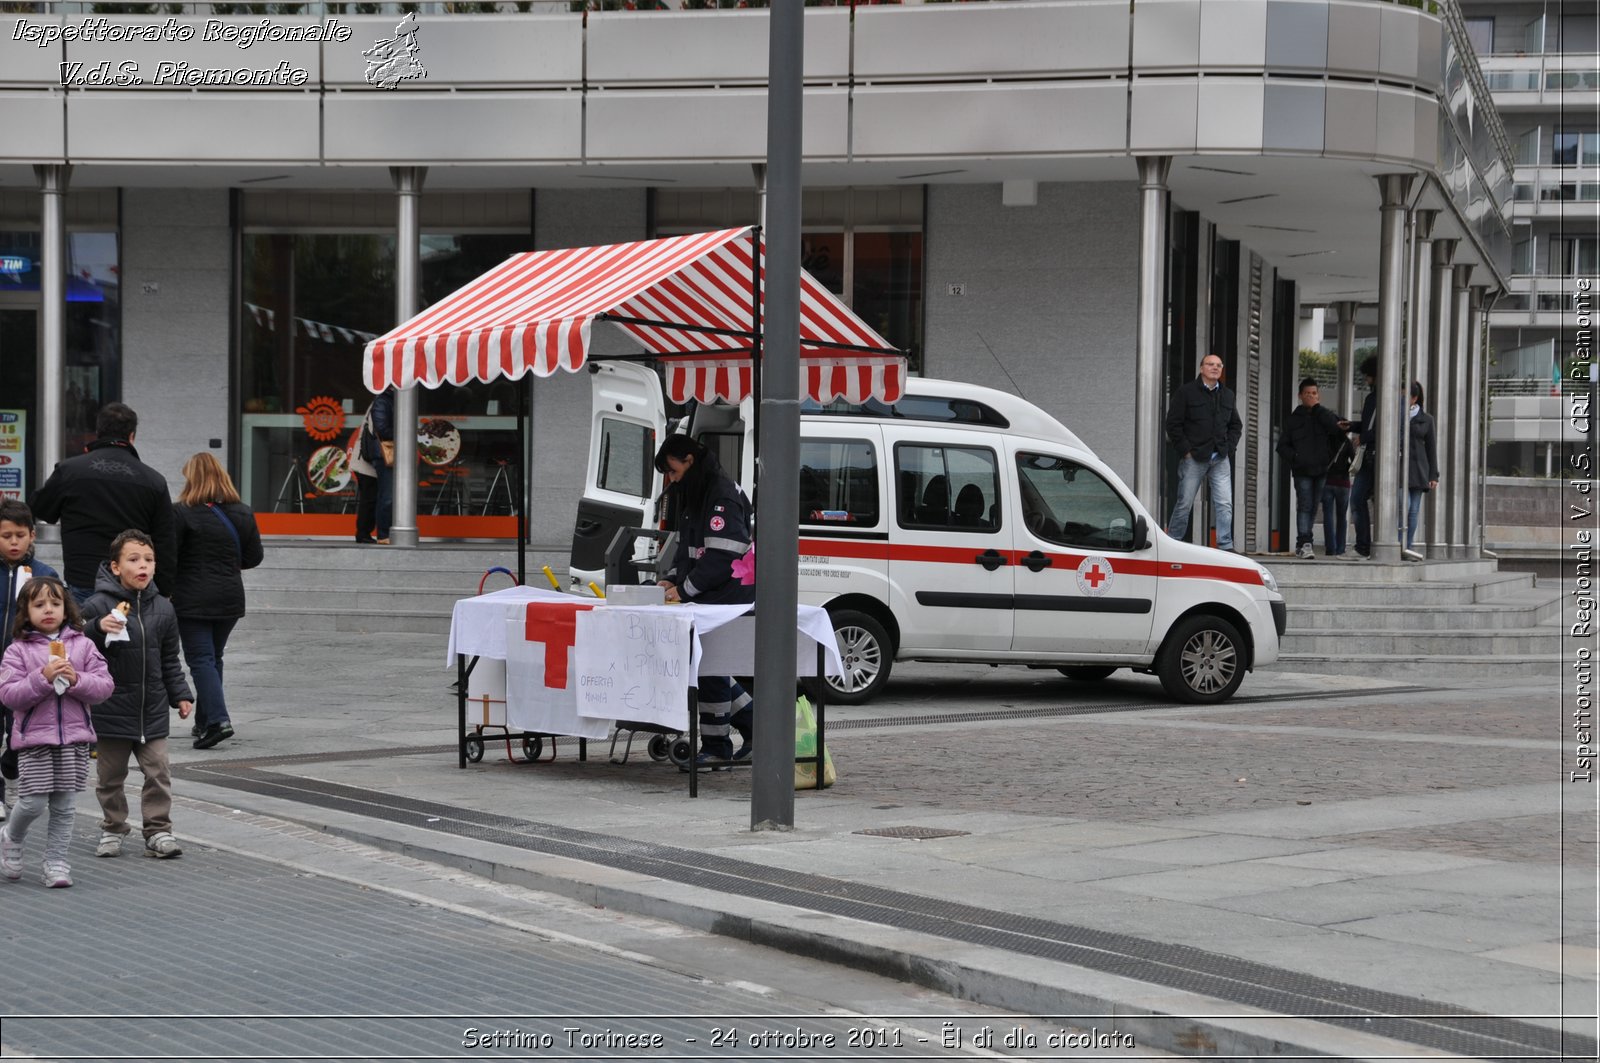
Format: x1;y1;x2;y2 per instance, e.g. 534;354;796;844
524;601;594;689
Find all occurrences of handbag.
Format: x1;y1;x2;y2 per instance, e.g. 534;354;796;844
1347;442;1366;476
380;440;396;467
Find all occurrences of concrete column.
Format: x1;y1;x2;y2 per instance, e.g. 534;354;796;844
1373;175;1414;564
1408;212;1436;434
1425;238;1457;558
32;165;70;542
1450;264;1473;557
1466;286;1491;555
1134;155;1171;515
1333;301;1358;420
389;166;426;549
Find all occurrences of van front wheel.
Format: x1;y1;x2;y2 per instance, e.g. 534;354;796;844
819;609;893;705
1158;614;1245;703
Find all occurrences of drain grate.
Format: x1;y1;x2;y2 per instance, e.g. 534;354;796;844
180;762;1595;1062
854;826;971;840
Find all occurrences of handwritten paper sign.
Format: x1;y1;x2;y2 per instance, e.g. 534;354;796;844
572;608;693;729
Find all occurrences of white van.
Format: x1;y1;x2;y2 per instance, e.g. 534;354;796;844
570;362;1285;705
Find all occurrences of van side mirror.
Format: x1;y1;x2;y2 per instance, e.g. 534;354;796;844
1133;515;1151;551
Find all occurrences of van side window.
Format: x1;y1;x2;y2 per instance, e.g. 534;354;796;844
1016;453;1135;551
596;417;654;496
896;444;1000;532
798;439;879;528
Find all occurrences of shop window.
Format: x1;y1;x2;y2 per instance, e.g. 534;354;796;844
239;231;533;534
797;438;878;528
0;229;120;498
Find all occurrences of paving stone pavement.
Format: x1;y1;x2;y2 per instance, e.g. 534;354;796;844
23;620;1597;1060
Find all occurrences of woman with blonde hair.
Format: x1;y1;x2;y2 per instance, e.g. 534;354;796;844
170;453;263;749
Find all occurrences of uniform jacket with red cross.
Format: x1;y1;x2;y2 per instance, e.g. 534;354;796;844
664;472;754;606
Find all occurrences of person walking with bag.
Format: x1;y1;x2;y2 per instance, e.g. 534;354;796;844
171;453;264;750
1276;379;1351;559
353;389;396;545
1401;381;1441;555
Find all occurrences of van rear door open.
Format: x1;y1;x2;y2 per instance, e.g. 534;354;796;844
569;362;666;586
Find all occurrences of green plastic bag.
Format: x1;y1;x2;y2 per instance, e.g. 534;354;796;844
794;696;837;790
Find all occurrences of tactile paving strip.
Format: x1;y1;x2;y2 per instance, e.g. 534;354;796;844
183;761;1594;1061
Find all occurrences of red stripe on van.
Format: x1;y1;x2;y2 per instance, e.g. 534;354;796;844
796;538;1265;586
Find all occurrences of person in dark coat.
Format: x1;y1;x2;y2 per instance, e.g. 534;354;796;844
1164;354;1243;551
1275;378;1351;559
171;453;264;750
31;403;176;602
352;389;396;545
80;529;193;859
654;435;754;766
1350;355;1379;558
1401;381;1441;553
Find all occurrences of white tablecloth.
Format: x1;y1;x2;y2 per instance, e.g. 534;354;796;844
447;586;844;739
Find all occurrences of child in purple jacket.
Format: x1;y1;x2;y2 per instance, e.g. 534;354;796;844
0;577;112;888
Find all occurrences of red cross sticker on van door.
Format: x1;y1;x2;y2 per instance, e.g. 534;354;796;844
1075;556;1114;597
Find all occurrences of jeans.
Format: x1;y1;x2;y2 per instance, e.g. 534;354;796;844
1292;474;1327;550
1401;489;1425;549
1322;483;1350;555
696;676;752;759
69;585;93;607
1168;454;1233;550
376;463;394;539
1350;466;1375;555
178;617;238;730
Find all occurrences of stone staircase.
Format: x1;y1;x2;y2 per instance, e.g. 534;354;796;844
1263;555;1566;679
240;542;573;635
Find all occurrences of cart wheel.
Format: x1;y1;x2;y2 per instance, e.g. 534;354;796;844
521;735;543;761
464;736;485;763
668;737;693;768
647;734;672;762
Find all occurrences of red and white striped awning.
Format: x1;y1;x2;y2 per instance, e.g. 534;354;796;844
362;227;905;403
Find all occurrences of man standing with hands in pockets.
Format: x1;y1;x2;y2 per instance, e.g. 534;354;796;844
1164;354;1243;552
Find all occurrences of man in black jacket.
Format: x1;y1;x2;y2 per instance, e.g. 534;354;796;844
1164;354;1243;551
1350;355;1379;558
31;403;176;603
1276;378;1352;559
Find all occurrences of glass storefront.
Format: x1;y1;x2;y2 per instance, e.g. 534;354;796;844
0;229;121;501
240;231;533;538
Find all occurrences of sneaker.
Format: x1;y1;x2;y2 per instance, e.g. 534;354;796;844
194;723;234;750
0;827;21;880
1403;548;1425;562
191;721;204;739
732;741;753;762
144;832;183;859
96;831;123;858
1296;543;1314;559
679;752;732;773
41;860;71;888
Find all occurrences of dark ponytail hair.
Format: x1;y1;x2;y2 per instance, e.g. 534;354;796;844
1410;381;1425;408
654;434;724;511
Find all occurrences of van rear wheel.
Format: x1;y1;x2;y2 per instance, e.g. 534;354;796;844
1158;614;1245;703
1057;666;1118;681
816;609;892;705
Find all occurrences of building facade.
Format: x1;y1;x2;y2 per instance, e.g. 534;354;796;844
0;0;1510;558
1464;0;1597;478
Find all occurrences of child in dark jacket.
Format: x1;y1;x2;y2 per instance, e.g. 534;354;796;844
1;499;61;815
0;577;113;887
80;529;193;859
